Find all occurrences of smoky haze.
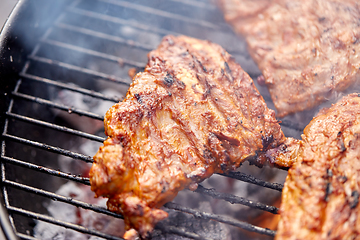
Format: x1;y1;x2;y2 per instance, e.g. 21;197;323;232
1;1;297;240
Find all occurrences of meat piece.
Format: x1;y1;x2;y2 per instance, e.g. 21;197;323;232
276;93;360;240
89;35;287;238
218;0;360;117
264;137;301;169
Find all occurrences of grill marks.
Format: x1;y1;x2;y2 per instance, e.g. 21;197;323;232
154;34;283;168
156;41;266;169
163;72;175;87
219;0;360;117
156;68;217;173
350;191;359;209
146;34;285;172
276;94;360;240
155;49;224;169
90;35;286;238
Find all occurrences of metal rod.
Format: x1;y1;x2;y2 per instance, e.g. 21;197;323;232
41;37;146;68
67;7;177;36
19;72;122;102
0;198;19;240
155;222;213;240
56;22;154;52
1;162;18;238
11;91;104;120
1;80;23;239
279;119;304;132
164;202;276;237
0;139;18;240
2;179;123;219
27;55;130;85
195;185;279;214
2;134;93;163
169;0;216;10
100;0;219;29
6;206;124;240
15;233;38;240
65;6;244;56
1;155;90;185
6;112;105;142
219;171;284;191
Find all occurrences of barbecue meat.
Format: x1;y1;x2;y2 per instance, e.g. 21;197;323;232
276;93;360;240
89;35;287;238
264;137;301;169
218;0;360;117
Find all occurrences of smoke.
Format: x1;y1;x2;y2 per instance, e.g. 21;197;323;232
8;1;292;239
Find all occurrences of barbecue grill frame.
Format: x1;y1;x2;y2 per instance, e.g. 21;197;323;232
0;1;293;239
0;1;34;239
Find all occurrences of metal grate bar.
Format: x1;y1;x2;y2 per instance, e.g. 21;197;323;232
6;206;124;240
15;233;38;240
164;202;276;237
84;173;281;217
279;119;304;132
1;152;21;238
2;134;93;163
11;91;104;121
1;155;90;185
67;6;178;36
56;22;154;51
3;148;282;234
2;179;123;219
27;55;130;85
7;200;208;240
0;179;18;240
3;179;228;240
41;38;146;68
99;0;219;29
1;164;221;240
4;106;282;222
5;112;105;142
19;72;122;102
170;0;216;9
155;223;213;240
74;176;280;214
4;152;282;217
195;185;279;214
219;171;284;191
65;6;244;57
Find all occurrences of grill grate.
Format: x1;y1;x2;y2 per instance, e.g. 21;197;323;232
1;0;300;239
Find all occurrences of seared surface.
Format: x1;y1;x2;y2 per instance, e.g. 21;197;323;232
276;93;360;240
89;35;286;238
265;137;300;169
218;0;360;117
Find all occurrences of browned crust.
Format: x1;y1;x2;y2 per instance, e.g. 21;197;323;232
276;93;360;240
263;137;301;169
89;35;287;237
218;0;360;117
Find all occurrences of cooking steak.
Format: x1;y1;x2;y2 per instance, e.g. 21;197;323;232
276;93;360;239
89;35;287;238
218;0;360;117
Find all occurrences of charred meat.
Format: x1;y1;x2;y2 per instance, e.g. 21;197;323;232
276;93;360;239
89;35;287;238
264;137;301;169
218;0;360;117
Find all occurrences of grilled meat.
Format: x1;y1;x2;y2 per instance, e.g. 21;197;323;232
264;137;301;169
276;93;360;240
89;35;287;238
218;0;360;117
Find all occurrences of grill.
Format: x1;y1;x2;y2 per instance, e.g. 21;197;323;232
0;0;302;239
